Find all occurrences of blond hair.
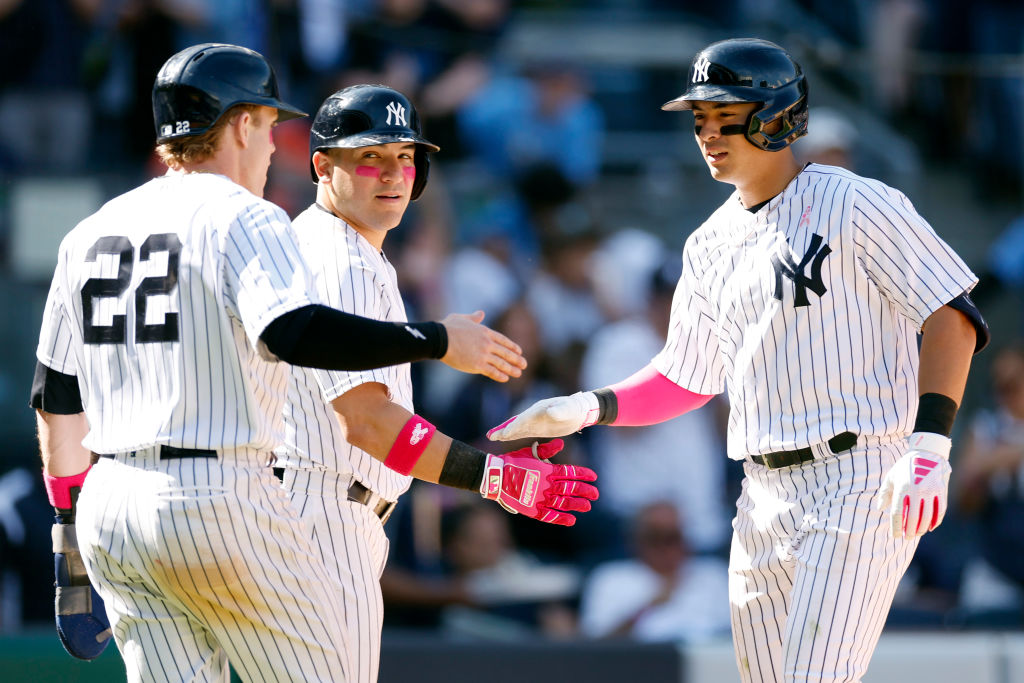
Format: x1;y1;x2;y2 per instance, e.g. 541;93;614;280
155;103;261;169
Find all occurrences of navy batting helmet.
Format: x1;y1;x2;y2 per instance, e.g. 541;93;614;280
309;84;440;201
662;38;808;152
153;43;306;144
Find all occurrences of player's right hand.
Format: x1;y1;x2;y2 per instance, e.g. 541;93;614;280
876;432;953;539
487;391;600;441
480;439;599;526
439;311;527;383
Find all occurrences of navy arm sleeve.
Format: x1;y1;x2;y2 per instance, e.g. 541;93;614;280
261;304;448;371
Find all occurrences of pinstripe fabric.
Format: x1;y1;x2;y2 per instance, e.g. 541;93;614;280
277;205;413;683
729;439;915;683
34;172;349;681
36;172;316;454
284;472;390;683
653;164;977;460
77;454;349;682
278;204;413;500
646;163;976;682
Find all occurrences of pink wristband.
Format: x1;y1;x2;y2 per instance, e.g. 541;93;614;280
43;466;91;510
384;415;436;475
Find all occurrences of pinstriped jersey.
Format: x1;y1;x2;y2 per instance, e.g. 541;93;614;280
277;204;413;501
35;171;318;455
653;164;977;460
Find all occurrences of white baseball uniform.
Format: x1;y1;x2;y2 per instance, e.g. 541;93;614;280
36;171;351;682
652;164;977;682
277;204;413;683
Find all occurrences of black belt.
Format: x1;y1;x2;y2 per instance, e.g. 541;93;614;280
751;432;858;469
271;469;397;525
347;480;398;525
98;445;217;460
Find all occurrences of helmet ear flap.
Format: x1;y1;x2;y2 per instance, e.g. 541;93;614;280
411;147;430;201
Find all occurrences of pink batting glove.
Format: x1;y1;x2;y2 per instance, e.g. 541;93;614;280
480;439;599;526
876;432;952;539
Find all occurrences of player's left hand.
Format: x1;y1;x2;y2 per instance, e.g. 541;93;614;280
480;439;599;526
53;519;113;659
45;467;112;660
439;311;527;383
876;432;952;539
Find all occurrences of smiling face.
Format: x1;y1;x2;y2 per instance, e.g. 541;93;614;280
313;142;417;248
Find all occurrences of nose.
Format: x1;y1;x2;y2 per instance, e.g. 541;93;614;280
695;121;719;142
379;156;406;183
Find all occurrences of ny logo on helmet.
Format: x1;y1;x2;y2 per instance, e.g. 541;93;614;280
386;101;407;127
693;56;711;83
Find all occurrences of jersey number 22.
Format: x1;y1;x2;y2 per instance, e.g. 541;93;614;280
80;234;181;344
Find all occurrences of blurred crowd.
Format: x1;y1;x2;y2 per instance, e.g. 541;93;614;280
2;0;1024;646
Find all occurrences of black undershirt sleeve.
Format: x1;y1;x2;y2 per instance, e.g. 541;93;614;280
29;361;84;414
261;304;447;371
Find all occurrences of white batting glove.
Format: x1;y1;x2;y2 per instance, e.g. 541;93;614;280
486;391;601;441
876;432;952;539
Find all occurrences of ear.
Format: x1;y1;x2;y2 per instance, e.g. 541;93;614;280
230;110;254;149
312;150;333;183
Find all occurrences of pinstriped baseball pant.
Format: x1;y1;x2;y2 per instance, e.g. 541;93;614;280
283;470;391;683
76;452;350;683
729;438;918;683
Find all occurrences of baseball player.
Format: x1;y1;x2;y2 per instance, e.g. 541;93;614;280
488;38;989;682
276;84;599;683
30;44;527;682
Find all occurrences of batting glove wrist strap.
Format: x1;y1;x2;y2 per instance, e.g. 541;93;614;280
877;432;953;539
52;521;111;660
486;391;600;441
906;431;952;459
480;440;599;526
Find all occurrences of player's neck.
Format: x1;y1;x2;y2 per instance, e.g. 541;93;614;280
734;153;803;209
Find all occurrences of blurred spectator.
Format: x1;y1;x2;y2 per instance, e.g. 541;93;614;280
439;298;557;449
956;345;1024;594
437;502;581;639
458;60;605;187
341;0;510;157
581;250;731;554
0;0;98;173
578;501;730;642
524;203;606;384
794;106;858;170
970;214;1024;324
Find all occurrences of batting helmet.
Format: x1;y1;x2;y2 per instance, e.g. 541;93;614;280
662;38;808;152
153;43;306;144
308;84;440;201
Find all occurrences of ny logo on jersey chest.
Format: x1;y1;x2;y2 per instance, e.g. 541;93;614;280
771;233;831;307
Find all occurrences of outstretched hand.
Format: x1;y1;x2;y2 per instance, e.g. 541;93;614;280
480;439;599;526
486;392;600;441
440;311;527;382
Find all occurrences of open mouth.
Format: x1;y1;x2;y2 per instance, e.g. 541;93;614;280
706;151;728;164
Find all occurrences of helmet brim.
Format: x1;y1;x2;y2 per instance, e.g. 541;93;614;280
661;86;760;111
317;131;440;153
